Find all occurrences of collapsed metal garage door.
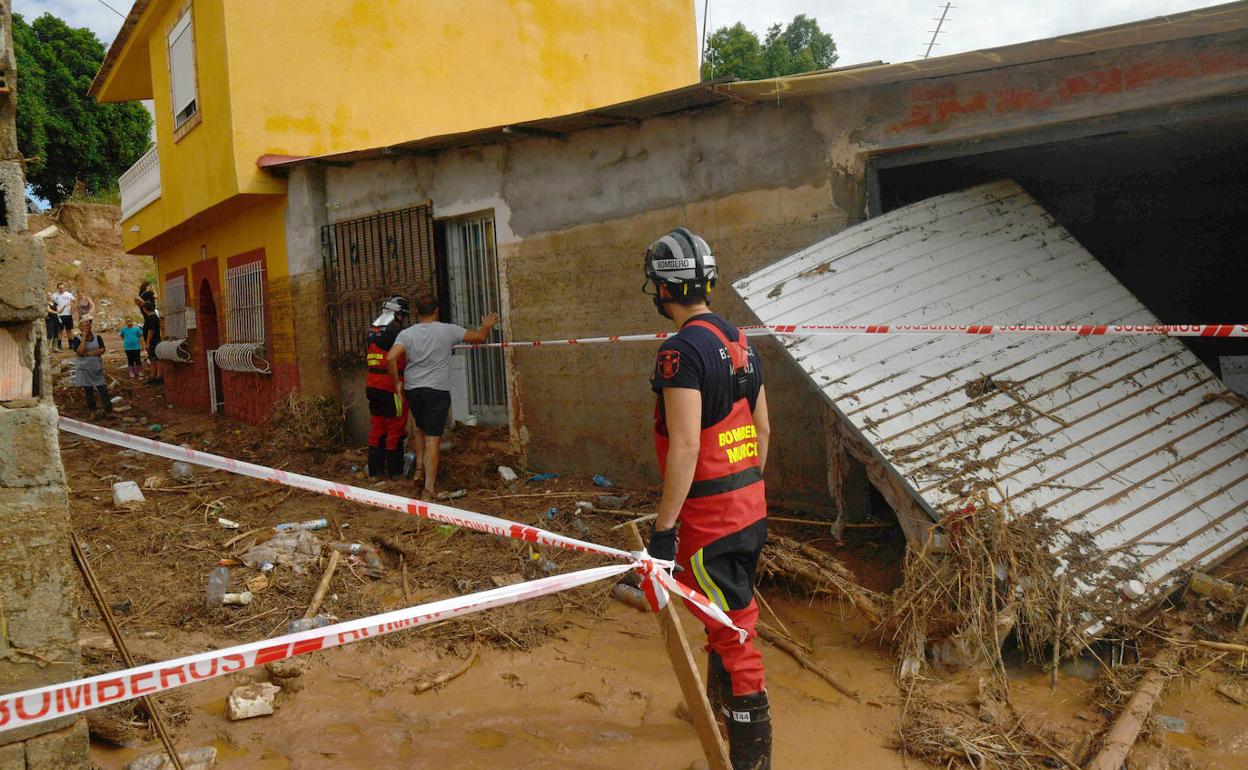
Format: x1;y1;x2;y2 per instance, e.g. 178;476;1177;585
735;180;1248;605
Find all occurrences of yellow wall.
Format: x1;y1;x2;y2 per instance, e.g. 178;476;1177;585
105;0;696;251
154;196;296;367
123;0;241;253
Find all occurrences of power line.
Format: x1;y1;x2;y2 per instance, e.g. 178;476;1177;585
95;0;126;19
922;2;953;59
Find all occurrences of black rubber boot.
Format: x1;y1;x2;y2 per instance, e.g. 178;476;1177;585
366;445;386;478
725;691;771;770
385;446;405;479
707;651;731;739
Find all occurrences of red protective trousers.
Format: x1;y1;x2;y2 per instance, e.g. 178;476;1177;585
655;320;767;696
367;390;408;451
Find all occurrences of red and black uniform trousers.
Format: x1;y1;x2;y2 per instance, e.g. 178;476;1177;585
365;328;408;478
655;321;767;698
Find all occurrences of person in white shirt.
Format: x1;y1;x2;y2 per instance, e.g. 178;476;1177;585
51;283;76;349
387;293;498;499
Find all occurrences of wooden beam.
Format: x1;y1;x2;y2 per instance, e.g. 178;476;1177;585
627;524;731;770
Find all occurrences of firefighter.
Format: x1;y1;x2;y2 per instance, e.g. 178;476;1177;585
365;296;410;479
643;228;772;770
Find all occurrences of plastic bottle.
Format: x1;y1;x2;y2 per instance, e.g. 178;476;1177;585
403;451;418;477
206;567;229;609
274;518;329;532
287;614;335;633
592;475;614;488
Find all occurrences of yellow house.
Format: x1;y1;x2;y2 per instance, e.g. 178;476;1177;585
92;0;696;423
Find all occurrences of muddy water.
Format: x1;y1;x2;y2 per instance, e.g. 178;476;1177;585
91;597;910;769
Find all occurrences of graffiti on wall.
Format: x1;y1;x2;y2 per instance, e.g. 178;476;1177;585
890;50;1248;133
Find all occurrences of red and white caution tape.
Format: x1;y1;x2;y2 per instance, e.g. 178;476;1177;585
455;323;1248;350
0;564;630;733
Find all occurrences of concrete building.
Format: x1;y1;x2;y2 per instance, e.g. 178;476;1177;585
0;1;90;766
263;3;1248;519
92;0;698;423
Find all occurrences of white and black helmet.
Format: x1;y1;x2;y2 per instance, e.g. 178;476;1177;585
643;227;717;296
372;295;409;327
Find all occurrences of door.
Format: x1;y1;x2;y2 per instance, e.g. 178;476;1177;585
446;215;508;424
198;279;224;410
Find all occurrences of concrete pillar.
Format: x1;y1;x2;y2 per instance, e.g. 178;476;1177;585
0;2;90;766
284;164;338;399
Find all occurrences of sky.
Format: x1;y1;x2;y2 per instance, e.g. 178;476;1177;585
14;0;1221;66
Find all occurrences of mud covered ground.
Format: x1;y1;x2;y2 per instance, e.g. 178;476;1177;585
51;345;1248;769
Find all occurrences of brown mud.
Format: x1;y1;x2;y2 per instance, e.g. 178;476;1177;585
50;345;1248;769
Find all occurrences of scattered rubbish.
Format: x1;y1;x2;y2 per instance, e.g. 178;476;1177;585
274;518;328;532
329;542;385;573
110;599;132;615
217;517;241;529
402;451;417;477
111;481;145;507
114;404;132;413
531;554;558;574
435;524;458;538
1155;715;1186;734
246;574;269;594
227;682;281;720
436;489;467;500
148;424;162;432
491;573;525;587
240;529;322;574
170;461;194;482
142;475;166;489
1119;579;1146;600
126;746;217;770
611;583;650;613
527;472;559;483
570;518;591;536
266;657;306;692
223;591;252;606
597;494;630;508
575;500;594;512
543;507;559;520
1190;571;1238;601
287;614;335;634
71;258;82;266
592;475;614;488
110;395;123;405
1059;654;1103;682
498;465;518;482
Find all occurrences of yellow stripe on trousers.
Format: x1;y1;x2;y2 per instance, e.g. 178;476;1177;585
692;548;729;611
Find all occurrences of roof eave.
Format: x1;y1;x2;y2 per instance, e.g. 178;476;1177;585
89;0;156;102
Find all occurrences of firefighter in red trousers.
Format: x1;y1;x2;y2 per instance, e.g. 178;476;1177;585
643;228;772;769
365;296;410;479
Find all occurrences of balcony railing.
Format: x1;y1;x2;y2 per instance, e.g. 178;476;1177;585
119;145;161;220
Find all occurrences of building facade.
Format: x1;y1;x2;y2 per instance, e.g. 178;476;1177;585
92;0;697;423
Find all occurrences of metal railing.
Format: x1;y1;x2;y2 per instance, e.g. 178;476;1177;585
119;145;161;220
224;260;265;343
163;275;189;340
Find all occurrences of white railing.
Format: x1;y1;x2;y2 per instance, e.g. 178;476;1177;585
225;259;265;343
163;275;188;340
119;145;161;220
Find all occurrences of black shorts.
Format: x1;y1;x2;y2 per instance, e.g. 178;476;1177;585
59;315;73;332
366;387;405;418
125;349;143;366
404;387;451;437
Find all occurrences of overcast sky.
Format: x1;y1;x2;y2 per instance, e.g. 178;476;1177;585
14;0;1220;67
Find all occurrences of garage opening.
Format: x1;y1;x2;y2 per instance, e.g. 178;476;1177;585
872;103;1248;381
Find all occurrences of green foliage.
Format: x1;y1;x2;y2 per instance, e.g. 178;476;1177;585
13;13;153;206
702;14;837;81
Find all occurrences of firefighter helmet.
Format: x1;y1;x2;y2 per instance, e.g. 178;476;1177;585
643;227;716;295
372;296;409;327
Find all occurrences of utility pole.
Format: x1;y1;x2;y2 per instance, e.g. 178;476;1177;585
700;0;710;75
923;2;953;60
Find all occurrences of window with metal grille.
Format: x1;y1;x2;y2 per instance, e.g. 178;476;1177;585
224;260;265;343
321;204;437;366
163;275;189;339
167;7;198;130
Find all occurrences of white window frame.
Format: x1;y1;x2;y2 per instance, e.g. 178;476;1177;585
224;260;266;344
167;5;199;134
163;275;189;339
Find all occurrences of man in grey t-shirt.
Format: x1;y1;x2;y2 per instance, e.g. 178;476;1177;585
388;293;498;498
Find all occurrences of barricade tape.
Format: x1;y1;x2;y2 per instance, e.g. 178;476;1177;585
0;564;631;733
58;419;744;640
454;323;1248;350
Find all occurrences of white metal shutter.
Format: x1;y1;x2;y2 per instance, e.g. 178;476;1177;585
168;10;197;127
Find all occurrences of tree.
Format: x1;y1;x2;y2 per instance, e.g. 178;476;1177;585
13;13;152;206
702;14;837;81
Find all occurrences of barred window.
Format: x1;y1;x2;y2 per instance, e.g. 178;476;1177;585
225;260;265;343
163;275;188;339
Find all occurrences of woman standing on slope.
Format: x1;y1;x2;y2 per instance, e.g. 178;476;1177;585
135;281;163;384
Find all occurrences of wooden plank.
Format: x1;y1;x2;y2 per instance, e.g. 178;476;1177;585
626;524;731;770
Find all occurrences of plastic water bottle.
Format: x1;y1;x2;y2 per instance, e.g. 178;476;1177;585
287;614;335;633
403;451;417;477
206;567;229;609
612;583;650;613
592;475;613;488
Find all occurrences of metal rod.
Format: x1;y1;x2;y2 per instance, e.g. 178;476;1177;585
71;533;185;770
